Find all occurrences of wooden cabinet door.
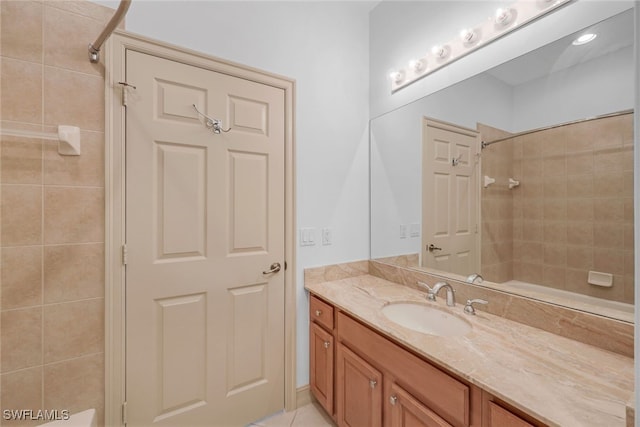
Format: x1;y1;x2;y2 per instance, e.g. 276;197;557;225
486;402;535;427
310;322;334;415
336;344;383;427
389;383;453;427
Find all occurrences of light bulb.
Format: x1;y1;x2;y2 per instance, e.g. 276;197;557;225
431;45;450;59
389;70;405;84
409;59;424;72
495;8;514;26
460;28;478;45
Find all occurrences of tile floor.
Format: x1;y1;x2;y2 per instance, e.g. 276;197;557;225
249;402;336;427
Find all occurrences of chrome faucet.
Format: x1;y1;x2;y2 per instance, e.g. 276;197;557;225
464;299;488;315
417;281;456;306
466;273;483;285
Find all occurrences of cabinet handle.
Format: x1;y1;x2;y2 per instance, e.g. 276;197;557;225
389;395;398;405
315;309;322;316
323;341;330;349
369;379;377;388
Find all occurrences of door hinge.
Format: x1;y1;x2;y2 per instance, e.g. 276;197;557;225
122;401;128;425
118;82;136;107
122;244;128;265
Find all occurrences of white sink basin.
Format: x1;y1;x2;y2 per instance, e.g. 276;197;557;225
382;302;472;337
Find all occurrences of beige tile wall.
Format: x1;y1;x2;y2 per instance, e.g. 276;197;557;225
481;114;634;304
512;114;634;304
0;2;113;425
478;123;514;283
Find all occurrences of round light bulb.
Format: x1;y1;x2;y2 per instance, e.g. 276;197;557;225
431;45;449;59
389;70;405;84
495;8;513;26
409;59;424;72
460;28;478;45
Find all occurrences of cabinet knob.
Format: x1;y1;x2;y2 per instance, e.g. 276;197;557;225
389;395;398;405
369;379;377;388
323;341;330;349
315;309;322;316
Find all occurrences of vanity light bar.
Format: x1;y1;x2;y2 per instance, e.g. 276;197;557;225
390;0;572;92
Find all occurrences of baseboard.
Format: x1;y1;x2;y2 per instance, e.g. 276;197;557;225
296;385;313;408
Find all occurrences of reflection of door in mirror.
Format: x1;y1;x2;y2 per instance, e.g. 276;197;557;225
422;118;480;275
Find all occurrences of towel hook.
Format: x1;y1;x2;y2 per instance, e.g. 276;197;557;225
192;104;231;134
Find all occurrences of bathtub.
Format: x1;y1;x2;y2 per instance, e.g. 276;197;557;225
38;409;96;427
501;279;634;322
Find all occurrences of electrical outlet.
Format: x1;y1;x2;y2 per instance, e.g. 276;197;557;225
322;228;332;245
400;224;408;239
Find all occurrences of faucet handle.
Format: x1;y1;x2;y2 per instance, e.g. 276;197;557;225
464;299;488;315
466;273;484;284
417;281;436;300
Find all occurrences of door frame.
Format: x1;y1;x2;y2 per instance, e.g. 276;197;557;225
421;117;481;274
104;30;297;426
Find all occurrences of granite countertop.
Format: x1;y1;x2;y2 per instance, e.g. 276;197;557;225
305;274;634;427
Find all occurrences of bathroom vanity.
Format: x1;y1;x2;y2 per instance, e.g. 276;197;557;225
306;272;633;427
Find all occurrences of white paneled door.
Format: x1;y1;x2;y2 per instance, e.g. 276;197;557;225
422;118;480;276
125;50;286;426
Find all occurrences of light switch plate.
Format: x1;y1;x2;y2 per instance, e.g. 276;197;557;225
300;228;316;246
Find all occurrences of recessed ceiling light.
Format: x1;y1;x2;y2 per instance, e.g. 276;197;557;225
572;33;597;45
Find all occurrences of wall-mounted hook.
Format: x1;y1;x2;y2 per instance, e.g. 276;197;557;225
192;104;231;134
483;175;496;188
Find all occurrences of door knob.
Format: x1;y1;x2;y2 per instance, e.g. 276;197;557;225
389;395;398;405
262;262;281;274
427;244;442;252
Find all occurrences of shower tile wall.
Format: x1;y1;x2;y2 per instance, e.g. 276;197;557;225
482;114;634;304
479;123;514;283
0;2;114;425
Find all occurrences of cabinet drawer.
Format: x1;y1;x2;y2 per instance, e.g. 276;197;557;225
310;294;334;330
338;312;470;427
487;402;535;427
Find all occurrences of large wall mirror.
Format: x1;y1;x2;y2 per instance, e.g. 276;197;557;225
370;9;634;323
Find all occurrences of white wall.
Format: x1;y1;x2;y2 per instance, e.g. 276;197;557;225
93;0;372;388
512;46;634;131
